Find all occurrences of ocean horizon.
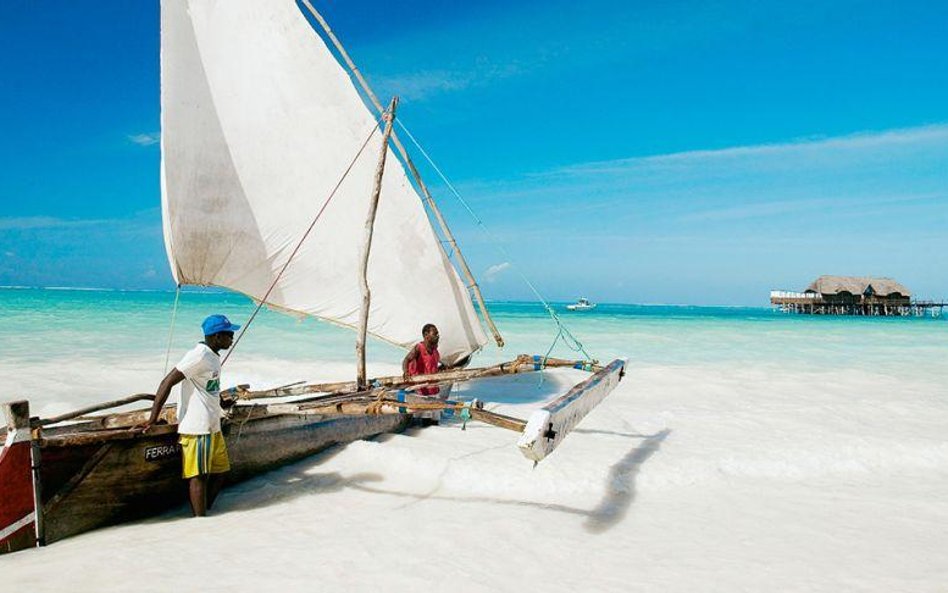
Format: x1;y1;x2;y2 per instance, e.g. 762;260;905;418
4;282;947;309
2;284;944;417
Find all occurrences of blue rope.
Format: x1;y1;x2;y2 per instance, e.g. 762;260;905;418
535;318;594;390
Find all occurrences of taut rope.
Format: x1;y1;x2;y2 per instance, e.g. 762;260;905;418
395;120;593;361
222;118;384;366
163;284;182;374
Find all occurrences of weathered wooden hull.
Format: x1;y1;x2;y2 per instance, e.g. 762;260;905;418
518;359;626;462
2;406;409;553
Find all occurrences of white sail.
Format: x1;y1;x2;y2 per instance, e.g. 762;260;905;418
160;0;487;362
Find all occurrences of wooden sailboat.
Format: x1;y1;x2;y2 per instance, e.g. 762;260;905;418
0;0;625;555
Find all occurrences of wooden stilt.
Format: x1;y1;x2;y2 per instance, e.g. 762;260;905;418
356;97;398;390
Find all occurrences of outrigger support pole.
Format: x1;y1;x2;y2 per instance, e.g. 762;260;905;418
356;96;399;390
300;0;505;348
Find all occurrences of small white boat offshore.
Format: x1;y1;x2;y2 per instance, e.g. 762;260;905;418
567;298;597;311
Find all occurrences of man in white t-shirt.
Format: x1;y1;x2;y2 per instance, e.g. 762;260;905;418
140;314;240;517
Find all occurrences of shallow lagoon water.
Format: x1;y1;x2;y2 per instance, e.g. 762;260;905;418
2;287;947;592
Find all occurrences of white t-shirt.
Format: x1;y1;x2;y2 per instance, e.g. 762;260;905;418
175;343;223;435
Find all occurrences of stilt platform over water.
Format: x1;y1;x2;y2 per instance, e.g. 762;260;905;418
771;294;945;316
770;276;945;317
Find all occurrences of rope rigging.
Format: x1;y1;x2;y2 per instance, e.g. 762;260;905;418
220;117;385;366
163;284;182;374
395;119;594;363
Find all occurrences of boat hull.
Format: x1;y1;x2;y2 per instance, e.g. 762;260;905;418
3;408;408;552
518;359;625;461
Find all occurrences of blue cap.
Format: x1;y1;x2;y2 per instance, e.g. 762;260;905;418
202;314;241;336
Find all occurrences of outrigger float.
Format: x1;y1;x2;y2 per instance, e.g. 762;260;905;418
2;0;627;555
1;357;625;554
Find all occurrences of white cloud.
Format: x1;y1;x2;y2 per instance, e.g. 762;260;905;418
462;122;948;222
484;262;511;282
0;210;159;236
128;132;160;146
374;60;524;101
0;216;108;231
677;191;946;223
554;123;948;177
374;70;474;101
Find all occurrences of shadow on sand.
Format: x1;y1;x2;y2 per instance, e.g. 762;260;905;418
582;428;670;533
216;444;381;512
213;428;671;534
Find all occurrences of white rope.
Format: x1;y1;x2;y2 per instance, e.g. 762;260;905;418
163;284;182;374
396;120;593;360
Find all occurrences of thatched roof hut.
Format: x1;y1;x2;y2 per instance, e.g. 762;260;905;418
804;275;911;298
771;276;940;316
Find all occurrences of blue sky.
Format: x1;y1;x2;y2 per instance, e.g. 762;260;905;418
1;0;946;304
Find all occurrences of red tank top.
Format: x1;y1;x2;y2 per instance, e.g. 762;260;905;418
408;341;440;395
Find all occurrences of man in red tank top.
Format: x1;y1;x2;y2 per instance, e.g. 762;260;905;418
402;323;443;396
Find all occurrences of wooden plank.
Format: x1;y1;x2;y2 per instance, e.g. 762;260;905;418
241;356;599;400
43;443;113;514
470;409;526;433
30;437;44;546
517;359;626;462
259;390;528;433
45;405;177;434
35;393;155;427
4;400;30;432
39;424;178;448
0;401;37;554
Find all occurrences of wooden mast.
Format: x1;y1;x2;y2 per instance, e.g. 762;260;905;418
357;97;399;389
299;0;505;348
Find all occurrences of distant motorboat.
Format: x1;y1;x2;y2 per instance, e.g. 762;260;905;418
567;297;597;311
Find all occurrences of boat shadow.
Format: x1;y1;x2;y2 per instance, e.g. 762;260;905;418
216;444;384;513
218;428;670;534
220;470;386;512
573;428;657;438
150;429;671;534
583;428;670;533
152;430;426;519
353;428;670;534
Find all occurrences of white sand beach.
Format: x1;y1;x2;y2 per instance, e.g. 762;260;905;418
5;354;948;592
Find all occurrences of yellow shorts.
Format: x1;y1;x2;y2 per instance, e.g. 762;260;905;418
179;432;230;479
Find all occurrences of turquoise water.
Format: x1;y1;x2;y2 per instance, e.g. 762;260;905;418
1;287;944;376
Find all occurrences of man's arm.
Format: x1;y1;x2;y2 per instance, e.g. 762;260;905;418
139;368;186;432
402;345;419;381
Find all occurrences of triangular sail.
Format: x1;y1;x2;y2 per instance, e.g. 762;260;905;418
160;0;487;362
